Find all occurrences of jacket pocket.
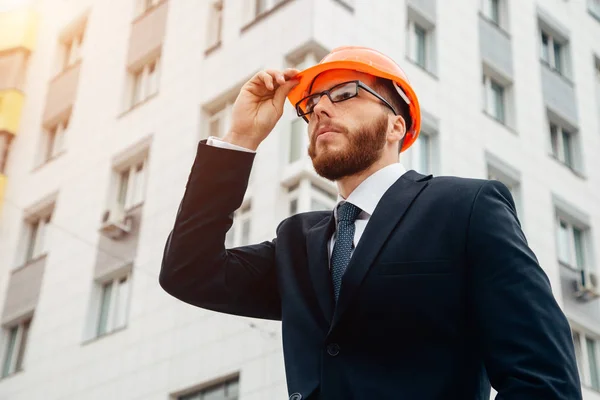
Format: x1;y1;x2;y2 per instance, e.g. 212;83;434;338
376;260;454;276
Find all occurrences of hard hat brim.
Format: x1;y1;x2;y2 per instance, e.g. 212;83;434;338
286;60;421;152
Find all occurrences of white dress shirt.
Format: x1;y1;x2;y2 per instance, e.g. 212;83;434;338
206;136;407;264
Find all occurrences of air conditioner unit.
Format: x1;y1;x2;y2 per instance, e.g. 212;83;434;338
573;269;600;302
100;205;132;239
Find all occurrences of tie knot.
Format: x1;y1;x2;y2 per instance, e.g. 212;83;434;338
337;202;362;223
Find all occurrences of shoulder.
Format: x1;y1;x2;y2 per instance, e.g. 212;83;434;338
276;211;331;234
407;171;515;210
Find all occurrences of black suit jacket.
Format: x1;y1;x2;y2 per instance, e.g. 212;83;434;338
160;142;582;400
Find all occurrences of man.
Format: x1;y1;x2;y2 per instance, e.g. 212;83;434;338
160;46;582;399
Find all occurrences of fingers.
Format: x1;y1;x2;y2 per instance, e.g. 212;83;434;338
256;69;301;92
273;78;300;110
258;71;275;91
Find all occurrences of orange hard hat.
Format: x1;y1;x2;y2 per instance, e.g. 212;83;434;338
287;46;421;153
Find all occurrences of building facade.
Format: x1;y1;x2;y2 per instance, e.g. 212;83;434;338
0;0;599;398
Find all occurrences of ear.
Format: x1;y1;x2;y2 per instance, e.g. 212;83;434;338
386;114;406;147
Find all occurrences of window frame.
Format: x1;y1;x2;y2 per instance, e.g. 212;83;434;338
572;328;600;391
128;56;161;109
206;103;233;140
22;212;52;265
486;166;522;220
225;201;252;248
555;216;587;270
288;117;308;164
481;0;509;31
406;16;435;73
482;73;507;124
286;179;337;216
548;121;576;168
114;157;148;212
540;28;568;76
206;1;223;50
175;376;240;400
42;116;69;164
94;272;132;338
402;130;433;174
1;318;31;379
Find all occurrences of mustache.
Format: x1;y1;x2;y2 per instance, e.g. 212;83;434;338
311;121;348;141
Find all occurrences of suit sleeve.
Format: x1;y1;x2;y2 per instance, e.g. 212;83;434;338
467;180;582;399
159;141;281;321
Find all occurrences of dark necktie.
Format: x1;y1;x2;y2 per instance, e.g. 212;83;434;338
331;202;362;301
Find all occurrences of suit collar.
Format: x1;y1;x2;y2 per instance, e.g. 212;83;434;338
334;163;408;218
329;170;431;332
306;213;336;326
305;170;432;329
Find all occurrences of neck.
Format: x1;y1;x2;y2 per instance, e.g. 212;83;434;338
336;156;396;199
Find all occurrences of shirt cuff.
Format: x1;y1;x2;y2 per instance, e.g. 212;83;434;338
206;136;256;153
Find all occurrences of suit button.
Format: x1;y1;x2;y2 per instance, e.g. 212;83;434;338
327;343;340;356
289;393;302;400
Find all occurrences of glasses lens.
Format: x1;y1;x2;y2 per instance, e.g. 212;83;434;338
330;82;357;102
304;94;323;114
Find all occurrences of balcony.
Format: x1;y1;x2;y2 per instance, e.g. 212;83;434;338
42;61;81;128
0;9;38;53
478;14;513;79
127;0;168;71
1;254;46;325
540;62;578;127
0;89;25;135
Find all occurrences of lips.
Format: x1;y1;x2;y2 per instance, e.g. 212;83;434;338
315;125;342;139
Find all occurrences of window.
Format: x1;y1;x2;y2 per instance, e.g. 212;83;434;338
310;184;336;211
540;29;567;75
206;103;233;140
481;0;507;29
1;319;31;378
549;121;575;168
406;18;434;71
115;157;148;211
129;56;161;109
487;166;521;217
286;180;336;216
226;202;251;248
40;116;69;164
0;131;13;174
556;216;587;270
244;0;287;23
404;131;433;174
135;0;160;17
22;211;52;265
178;377;239;400
289;118;308;163
95;273;131;337
206;1;223;50
482;74;507;123
572;329;600;390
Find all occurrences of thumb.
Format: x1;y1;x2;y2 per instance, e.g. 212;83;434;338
273;79;300;112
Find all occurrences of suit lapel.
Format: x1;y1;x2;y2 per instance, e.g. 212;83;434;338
306;213;336;325
329;170;431;332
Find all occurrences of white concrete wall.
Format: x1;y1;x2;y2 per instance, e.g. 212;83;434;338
0;0;598;398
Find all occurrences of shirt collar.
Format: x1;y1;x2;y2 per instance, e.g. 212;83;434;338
334;163;407;221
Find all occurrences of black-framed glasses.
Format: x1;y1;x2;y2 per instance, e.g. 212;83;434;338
295;80;397;119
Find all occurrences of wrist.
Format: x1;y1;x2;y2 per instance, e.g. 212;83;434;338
222;132;260;151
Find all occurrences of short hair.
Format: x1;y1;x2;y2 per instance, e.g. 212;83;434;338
372;78;412;151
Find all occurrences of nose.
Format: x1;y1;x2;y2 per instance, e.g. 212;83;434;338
312;93;334;118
